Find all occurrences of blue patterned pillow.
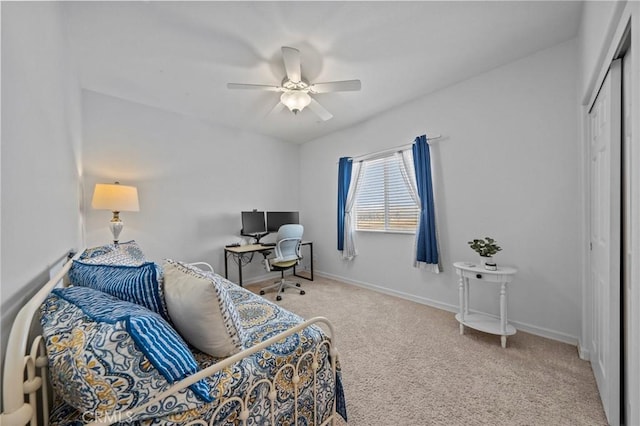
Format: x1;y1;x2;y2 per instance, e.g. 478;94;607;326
78;245;113;259
39;286;212;418
68;260;168;320
79;240;147;266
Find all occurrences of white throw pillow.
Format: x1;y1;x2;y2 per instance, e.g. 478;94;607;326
162;259;247;357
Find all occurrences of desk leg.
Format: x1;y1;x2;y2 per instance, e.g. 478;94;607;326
293;242;314;281
458;276;465;335
309;242;314;280
500;282;507;348
224;250;229;279
237;254;243;287
224;251;243;286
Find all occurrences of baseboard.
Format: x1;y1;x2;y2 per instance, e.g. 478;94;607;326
239;273;273;286
239;270;300;286
509;319;579;346
317;271;580;346
577;339;591;361
318;271;460;313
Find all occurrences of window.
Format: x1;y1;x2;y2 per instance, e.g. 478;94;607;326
354;152;419;232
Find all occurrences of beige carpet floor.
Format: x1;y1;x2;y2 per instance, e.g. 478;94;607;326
246;275;607;426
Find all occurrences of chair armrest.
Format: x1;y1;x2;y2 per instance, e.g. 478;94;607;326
262;258;273;272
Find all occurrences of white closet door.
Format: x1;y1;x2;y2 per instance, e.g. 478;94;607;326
589;59;621;426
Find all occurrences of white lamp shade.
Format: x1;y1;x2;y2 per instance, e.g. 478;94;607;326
280;91;311;112
92;183;140;212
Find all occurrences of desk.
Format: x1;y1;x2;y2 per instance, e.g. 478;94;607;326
224;241;313;286
453;261;517;348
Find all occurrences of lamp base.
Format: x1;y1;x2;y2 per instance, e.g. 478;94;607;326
109;217;123;244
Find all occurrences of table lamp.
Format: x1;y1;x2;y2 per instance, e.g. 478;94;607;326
91;182;140;244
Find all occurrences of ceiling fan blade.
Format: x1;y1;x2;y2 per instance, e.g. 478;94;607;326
227;83;282;91
267;101;286;117
281;46;301;83
307;97;333;121
309;80;361;93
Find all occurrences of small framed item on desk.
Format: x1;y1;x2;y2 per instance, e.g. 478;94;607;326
453;261;517;348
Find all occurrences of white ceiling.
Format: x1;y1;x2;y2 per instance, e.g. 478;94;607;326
63;1;583;144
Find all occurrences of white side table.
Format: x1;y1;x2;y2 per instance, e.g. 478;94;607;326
453;261;518;348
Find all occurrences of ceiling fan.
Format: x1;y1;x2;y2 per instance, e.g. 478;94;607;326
227;46;361;121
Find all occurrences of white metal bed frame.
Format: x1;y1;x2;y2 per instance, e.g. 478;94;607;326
1;257;341;426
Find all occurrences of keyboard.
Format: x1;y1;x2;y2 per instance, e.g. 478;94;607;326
261;242;276;247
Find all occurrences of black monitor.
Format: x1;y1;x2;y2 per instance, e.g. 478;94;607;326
266;211;300;232
241;211;267;242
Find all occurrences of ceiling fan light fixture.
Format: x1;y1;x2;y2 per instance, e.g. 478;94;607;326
280;91;311;114
227;46;360;121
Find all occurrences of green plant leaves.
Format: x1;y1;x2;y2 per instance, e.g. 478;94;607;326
467;237;502;256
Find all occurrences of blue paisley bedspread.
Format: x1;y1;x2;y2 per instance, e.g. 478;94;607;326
48;274;347;425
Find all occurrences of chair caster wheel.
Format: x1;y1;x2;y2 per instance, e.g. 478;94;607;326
276;295;282;301
300;291;305;295
280;288;285;292
260;291;265;295
295;283;301;287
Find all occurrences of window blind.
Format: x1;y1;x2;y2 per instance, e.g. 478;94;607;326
355;153;419;232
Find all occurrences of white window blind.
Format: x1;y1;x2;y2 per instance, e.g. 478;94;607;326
354;153;419;232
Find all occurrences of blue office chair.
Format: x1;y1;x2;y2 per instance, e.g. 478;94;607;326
260;224;305;301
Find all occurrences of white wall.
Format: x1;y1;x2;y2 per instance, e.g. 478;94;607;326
300;39;581;342
81;90;300;280
0;2;83;403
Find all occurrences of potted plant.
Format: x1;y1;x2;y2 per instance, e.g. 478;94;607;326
468;237;502;270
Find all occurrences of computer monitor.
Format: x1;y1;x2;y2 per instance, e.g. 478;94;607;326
241;211;267;239
266;211;300;232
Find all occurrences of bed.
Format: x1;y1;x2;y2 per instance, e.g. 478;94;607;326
1;244;346;425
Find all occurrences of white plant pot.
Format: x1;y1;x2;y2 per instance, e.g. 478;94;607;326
480;256;496;270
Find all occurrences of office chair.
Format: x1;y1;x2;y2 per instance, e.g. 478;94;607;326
260;224;305;301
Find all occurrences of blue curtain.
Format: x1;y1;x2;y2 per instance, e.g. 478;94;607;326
412;135;439;264
337;157;352;251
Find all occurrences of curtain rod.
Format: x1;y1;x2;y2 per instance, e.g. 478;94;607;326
344;134;442;163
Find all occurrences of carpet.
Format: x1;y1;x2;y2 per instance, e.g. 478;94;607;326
247;275;607;425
